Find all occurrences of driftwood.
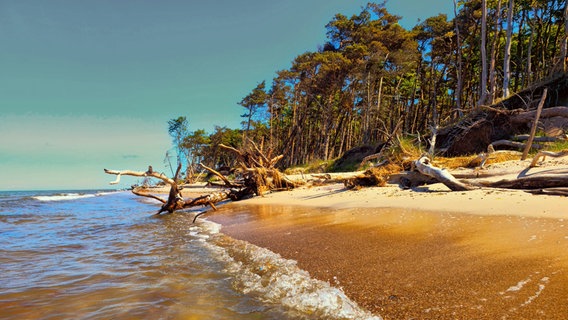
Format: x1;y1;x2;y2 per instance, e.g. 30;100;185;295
530;150;568;167
399;157;568;195
105;164;225;214
489;140;543;151
413;155;475;191
396;171;439;189
104;166;174;185
398;150;568;194
104;142;300;219
477;174;568;189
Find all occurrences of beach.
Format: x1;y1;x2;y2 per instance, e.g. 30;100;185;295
135;157;568;318
202;158;568;319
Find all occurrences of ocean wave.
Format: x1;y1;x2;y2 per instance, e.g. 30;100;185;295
33;191;116;202
197;219;382;320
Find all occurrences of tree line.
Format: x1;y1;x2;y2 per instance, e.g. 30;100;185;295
169;0;568;178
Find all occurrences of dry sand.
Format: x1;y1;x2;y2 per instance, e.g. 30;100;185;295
204;158;568;319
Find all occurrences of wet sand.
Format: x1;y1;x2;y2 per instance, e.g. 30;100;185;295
209;204;568;319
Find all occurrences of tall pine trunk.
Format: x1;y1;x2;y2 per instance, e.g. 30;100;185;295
453;0;464;118
478;0;489;107
562;0;568;72
503;0;514;98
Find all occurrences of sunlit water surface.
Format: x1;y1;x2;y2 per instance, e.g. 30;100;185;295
0;190;378;320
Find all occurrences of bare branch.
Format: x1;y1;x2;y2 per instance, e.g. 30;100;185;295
104;168;174;185
198;163;242;188
530;150;568;167
131;188;167;204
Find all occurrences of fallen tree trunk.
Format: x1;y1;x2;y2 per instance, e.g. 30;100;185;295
413;155;475;191
477;174;568;189
395;171;439;189
511;106;568;124
106;164;216;214
489;140;543;151
513;135;561;142
104;141;301;219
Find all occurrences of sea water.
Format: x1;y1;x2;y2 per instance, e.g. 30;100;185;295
0;190;380;319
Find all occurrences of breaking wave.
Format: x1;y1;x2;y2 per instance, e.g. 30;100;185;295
194;219;382;320
33;191;117;202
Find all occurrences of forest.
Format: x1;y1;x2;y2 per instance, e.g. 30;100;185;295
166;0;568;179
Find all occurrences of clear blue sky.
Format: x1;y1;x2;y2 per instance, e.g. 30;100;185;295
0;0;453;191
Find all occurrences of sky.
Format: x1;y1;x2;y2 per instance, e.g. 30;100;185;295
0;0;454;191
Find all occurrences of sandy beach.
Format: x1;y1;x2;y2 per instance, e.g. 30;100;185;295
202;158;568;319
143;158;568;318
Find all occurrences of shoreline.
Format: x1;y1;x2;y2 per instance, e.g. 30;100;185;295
140;159;568;318
208;200;568;319
202;159;568;319
140;156;568;220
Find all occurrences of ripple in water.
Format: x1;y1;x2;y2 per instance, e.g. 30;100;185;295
0;190;381;319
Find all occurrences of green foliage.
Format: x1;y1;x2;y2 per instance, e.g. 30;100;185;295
239;81;268;134
284;159;334;175
167;116;190;163
546;139;568;152
201;126;243;167
165;1;568;174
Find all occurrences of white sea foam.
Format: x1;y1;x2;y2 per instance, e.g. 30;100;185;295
34;193;96;202
33;191;117;202
505;278;532;292
521;277;549;307
195;219;382;319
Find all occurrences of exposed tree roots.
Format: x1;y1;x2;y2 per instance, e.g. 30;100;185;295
104;141;302;219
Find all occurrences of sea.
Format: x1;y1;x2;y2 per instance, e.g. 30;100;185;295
0;190;380;320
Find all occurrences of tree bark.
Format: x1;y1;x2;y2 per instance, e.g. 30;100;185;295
511;106;568;124
478;0;489;107
452;0;464;118
503;0;514;98
563;0;568;72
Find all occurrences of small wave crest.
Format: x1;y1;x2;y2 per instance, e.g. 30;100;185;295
196;219;381;320
33;191;116;202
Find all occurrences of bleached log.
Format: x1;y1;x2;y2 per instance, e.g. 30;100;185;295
414;155;475;191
